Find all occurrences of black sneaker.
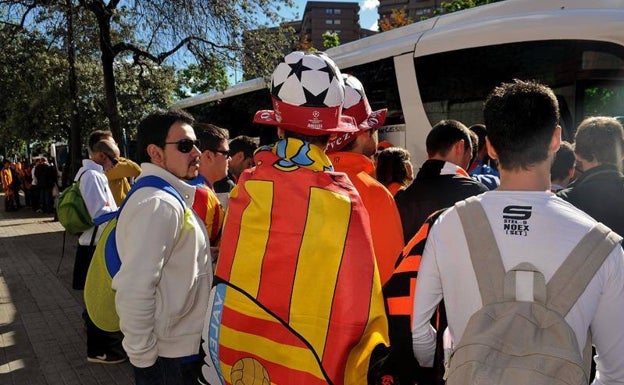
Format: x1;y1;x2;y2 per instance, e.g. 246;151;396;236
87;352;128;364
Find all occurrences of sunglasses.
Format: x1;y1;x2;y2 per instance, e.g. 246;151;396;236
165;139;201;153
105;153;119;166
211;149;231;158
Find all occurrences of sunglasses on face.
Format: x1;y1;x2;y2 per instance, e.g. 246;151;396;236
212;149;231;158
165;139;201;153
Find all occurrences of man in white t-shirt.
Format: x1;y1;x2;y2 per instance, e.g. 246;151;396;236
411;80;624;384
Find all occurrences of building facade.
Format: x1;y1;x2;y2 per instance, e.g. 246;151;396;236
242;1;378;79
301;1;364;49
378;0;442;22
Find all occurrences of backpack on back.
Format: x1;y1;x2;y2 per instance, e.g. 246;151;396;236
84;175;185;332
57;172;93;234
446;196;621;385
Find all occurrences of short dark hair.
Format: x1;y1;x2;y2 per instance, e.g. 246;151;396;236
137;110;195;163
469;124;487;153
426;119;472;158
88;130;113;152
550;141;575;181
484;79;559;170
229;135;258;159
92;139;117;157
376;147;411;186
468;130;479;166
195;123;229;152
574;116;624;167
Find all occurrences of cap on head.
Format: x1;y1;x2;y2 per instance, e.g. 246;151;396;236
253;51;358;136
326;74;387;153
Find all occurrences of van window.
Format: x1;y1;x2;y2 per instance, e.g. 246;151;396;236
416;40;624;140
343;57;404;126
187;88;276;144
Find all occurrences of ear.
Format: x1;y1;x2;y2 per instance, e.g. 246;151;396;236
277;128;285;139
355;131;368;145
549;125;562;154
147;144;164;166
203;150;217;163
232;151;245;163
486;137;498;161
567;165;575;180
454;139;466;157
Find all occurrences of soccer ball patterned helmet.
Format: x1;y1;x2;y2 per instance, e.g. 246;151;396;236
254;51;358;136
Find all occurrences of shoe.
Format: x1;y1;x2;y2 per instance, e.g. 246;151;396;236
87;352;128;364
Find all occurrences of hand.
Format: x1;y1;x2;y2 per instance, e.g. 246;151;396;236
210;247;219;263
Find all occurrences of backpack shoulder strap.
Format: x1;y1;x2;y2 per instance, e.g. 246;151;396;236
455;196;505;305
125;175;185;210
92;175;185;226
546;222;621;377
546;222;622;316
75;170;89;184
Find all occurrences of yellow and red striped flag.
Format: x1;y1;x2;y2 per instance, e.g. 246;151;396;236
200;142;388;385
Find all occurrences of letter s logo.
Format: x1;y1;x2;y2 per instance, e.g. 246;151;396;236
503;205;532;220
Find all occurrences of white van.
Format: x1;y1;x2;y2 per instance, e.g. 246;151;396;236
171;0;624;166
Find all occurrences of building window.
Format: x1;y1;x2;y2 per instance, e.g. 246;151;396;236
326;19;333;24
334;19;341;25
326;8;334;14
334;9;342;15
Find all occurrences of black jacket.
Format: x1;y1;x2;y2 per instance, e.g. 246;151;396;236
395;159;488;243
213;173;236;193
557;164;624;238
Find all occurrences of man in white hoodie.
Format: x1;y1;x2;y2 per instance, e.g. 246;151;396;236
71;135;124;364
411;80;624;384
112;110;212;385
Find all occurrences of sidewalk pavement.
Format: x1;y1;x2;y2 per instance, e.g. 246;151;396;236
0;193;134;385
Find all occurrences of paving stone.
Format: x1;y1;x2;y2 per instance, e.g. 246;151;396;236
0;196;134;384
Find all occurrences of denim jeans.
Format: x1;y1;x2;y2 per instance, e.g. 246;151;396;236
133;356;201;385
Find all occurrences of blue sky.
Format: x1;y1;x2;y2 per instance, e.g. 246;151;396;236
287;0;380;31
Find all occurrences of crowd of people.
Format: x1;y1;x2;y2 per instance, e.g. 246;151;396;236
1;156;60;213
3;50;624;385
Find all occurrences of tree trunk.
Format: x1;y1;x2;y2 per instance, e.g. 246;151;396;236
101;48;123;148
93;3;124;151
66;0;82;182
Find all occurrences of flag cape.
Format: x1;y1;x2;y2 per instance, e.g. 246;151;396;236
200;139;389;385
191;179;225;245
381;209;447;384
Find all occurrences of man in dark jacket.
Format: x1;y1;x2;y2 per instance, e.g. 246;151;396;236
395;120;488;243
34;158;57;213
557;116;624;237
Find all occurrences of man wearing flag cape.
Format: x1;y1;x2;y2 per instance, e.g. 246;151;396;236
198;51;389;385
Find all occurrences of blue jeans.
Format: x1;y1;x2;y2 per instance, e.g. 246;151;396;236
133;356;200;385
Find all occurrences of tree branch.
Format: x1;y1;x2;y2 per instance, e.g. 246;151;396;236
112;36;236;65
